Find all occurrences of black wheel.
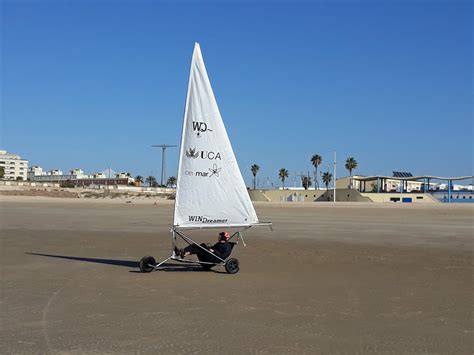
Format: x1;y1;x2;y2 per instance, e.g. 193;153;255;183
225;258;239;274
139;256;156;273
201;263;214;271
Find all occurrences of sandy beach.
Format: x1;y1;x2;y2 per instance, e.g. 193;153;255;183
1;196;473;353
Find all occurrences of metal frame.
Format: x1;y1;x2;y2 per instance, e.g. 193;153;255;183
151;226;253;271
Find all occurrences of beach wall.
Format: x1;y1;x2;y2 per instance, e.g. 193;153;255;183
361;192;438;203
249;189;325;202
248;189;271;202
249;188;440;203
0;181;176;200
0;180;175;194
0;180;60;188
316;189;372;202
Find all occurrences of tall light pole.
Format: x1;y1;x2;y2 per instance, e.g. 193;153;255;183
152;144;177;186
333;151;337;203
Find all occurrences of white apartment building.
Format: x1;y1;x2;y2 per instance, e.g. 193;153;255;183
28;166;44;177
115;172;131;178
69;169;86;178
0;150;29;180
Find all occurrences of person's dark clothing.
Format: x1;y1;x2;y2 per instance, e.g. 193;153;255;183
210;241;233;259
183;241;233;263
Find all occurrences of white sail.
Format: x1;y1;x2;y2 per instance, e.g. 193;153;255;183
173;43;259;229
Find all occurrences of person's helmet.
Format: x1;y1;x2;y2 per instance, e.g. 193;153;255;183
219;231;230;241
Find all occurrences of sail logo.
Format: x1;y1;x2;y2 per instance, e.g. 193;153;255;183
185;170;210;177
185;148;221;160
185;148;199;159
209;163;221;177
192;121;213;138
185;164;221;178
188;216;228;224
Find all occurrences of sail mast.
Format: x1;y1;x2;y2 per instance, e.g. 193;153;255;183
173;43;199;226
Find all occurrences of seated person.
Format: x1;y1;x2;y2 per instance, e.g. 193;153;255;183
175;232;233;263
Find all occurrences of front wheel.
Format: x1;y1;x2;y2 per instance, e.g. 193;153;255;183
139;256;156;273
225;258;239;274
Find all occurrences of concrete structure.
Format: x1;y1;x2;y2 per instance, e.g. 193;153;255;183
92;173;107;179
337;174;474;203
29;167;70;182
249;189;326;202
360;192;439;203
248;187;440;204
115;172;131;179
69;169;87;178
74;178;132;187
337;176;425;193
0;180;60;188
316;189;373;202
0;150;28;180
28;166;44;177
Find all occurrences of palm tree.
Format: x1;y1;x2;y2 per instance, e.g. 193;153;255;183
278;168;289;189
250;164;260;189
345;157;358;176
301;176;312;190
166;176;177;188
322;171;333;190
145;175;157;187
135;175;144;186
311;154;322;189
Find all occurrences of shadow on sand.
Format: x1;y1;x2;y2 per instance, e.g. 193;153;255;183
26;252;214;272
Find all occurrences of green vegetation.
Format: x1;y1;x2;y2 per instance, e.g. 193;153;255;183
345;157;358;176
60;180;76;188
145;176;157;187
166;176;177;187
310;154;322;189
250;164;260;189
301;176;312;190
278;168;289;189
322;171;333;190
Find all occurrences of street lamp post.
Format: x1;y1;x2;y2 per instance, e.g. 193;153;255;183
152;144;177;186
333;151;337;203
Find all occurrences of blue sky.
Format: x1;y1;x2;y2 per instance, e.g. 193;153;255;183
1;0;472;187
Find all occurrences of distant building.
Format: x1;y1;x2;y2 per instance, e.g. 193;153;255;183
69;169;87;178
28;166;76;182
337;175;426;192
115;172;131;179
0;150;28;180
47;169;63;176
92;173;106;179
337;173;472;193
28;165;133;186
28;166;44;177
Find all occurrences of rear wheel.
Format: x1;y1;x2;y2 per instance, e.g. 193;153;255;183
139;256;156;273
225;258;239;274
